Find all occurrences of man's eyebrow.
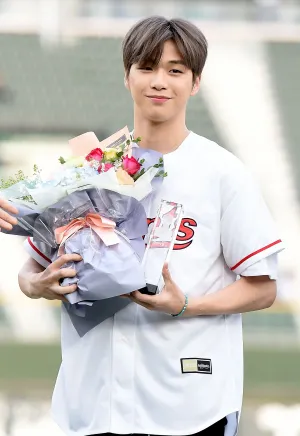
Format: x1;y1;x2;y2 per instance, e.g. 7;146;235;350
167;60;187;66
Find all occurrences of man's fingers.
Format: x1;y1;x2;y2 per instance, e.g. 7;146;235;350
0;199;19;215
50;253;82;270
162;263;172;284
0;199;18;230
60;296;69;303
130;290;159;305
0;212;18;228
51;293;69;302
57;295;68;302
47;292;69;303
128;293;154;310
55;268;77;281
0;218;13;231
52;284;77;295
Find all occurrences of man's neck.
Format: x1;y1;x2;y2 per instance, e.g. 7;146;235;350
133;114;190;154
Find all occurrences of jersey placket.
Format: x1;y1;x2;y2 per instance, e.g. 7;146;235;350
110;304;138;433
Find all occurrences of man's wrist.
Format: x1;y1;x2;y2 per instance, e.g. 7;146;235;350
183;296;202;317
171;294;188;317
29;273;43;299
21;272;42;299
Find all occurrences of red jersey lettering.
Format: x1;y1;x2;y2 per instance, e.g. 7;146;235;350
146;217;197;250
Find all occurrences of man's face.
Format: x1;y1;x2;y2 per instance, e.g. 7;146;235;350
125;40;200;123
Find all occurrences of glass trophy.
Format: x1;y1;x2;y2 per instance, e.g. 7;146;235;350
139;200;183;295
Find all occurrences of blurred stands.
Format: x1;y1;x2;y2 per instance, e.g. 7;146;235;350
266;42;300;200
0;35;222;143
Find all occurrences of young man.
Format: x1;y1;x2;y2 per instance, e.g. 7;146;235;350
2;16;284;436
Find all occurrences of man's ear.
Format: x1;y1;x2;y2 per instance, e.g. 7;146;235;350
124;74;130;90
191;75;201;96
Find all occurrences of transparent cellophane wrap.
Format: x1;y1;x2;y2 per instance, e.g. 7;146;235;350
141;200;183;295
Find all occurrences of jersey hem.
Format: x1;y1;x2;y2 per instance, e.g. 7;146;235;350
52;408;240;436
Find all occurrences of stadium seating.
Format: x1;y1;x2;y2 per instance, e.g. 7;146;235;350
0;34;222;143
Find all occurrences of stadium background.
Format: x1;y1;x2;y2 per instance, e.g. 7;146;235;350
0;0;300;434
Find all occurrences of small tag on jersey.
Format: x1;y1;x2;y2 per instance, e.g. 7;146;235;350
181;358;212;374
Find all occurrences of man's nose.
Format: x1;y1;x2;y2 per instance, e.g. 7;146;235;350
150;69;167;90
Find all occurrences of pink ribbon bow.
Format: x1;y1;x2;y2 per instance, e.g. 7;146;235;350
55;213;119;254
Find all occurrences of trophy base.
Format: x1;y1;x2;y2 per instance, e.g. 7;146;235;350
138;283;159;295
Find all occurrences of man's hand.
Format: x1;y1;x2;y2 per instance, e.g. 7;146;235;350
126;263;186;315
0;197;18;230
19;254;82;302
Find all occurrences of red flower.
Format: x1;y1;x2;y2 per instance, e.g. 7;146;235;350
98;162;114;173
122;155;141;176
86;148;103;162
104;162;114;172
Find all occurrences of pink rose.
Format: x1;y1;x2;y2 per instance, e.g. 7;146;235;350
104;162;114;172
86;148;103;162
98;162;114;173
98;162;113;173
122;155;141;176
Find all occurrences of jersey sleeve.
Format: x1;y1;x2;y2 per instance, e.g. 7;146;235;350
240;253;278;280
23;237;54;268
220;160;284;276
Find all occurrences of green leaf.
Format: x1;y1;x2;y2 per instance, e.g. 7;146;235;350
153;164;160;168
133;167;145;181
159;157;163;163
33;164;41;176
59;156;66;164
126;139;131;145
0;169;29;189
155;169;167;178
139;158;145;164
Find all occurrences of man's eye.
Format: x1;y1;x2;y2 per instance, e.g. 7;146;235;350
138;67;152;71
170;69;183;74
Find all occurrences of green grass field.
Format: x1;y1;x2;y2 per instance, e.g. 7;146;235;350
0;343;299;402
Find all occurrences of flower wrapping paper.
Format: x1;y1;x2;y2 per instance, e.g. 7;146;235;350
1;143;164;336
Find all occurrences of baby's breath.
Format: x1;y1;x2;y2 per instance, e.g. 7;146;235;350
0;169;28;189
0;165;41;203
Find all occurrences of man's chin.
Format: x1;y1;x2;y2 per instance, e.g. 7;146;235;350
146;112;173;124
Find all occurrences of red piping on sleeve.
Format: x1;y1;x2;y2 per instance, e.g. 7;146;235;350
27;237;51;264
231;239;282;271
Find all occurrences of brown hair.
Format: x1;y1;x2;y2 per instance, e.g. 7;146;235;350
122;16;208;82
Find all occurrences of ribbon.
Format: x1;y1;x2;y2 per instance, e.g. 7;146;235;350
55;213;119;254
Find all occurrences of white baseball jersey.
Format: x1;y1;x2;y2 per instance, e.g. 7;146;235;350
24;132;284;436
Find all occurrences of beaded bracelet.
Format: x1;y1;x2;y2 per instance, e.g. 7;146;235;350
171;294;188;317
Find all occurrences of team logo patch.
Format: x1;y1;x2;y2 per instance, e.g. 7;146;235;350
181;358;212;374
147;217;197;250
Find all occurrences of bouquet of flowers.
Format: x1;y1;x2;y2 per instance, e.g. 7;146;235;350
0;127;166;335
